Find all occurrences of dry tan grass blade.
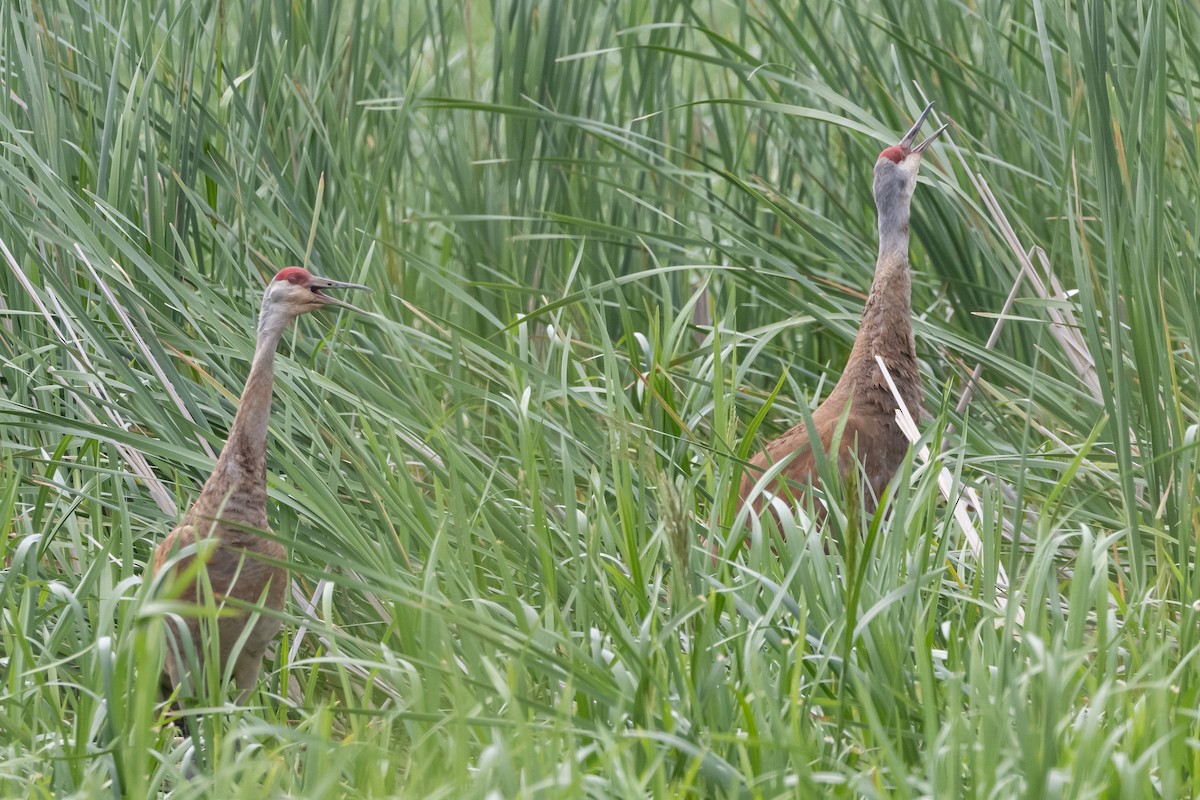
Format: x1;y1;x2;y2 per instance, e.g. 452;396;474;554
910;89;1102;408
877;354;1025;627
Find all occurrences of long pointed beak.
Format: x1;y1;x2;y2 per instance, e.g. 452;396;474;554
897;102;935;150
896;102;948;156
309;275;369;313
913;122;948;155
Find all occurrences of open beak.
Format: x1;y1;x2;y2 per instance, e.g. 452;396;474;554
308;275;369;313
897;102;948;155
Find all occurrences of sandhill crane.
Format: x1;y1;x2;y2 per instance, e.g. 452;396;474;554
154;266;366;704
740;103;946;516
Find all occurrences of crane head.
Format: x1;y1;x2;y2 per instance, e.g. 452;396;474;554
265;267;369;316
873;103;947;223
877;102;947;167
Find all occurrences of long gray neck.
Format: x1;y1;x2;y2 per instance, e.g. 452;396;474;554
876;190;912;260
194;298;289;525
832;183;920;410
223;304;289;461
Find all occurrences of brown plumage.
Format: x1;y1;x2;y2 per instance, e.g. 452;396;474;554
154;266;366;701
740;104;946;513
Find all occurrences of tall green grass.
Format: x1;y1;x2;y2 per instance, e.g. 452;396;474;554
1;0;1197;796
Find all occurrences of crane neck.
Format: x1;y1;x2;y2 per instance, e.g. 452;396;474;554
865;192;914;338
861;248;913;338
194;300;290;528
876;195;912;259
830;201;920;414
223;306;289;464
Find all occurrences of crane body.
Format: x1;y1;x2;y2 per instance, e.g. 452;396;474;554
741;104;946;512
154;266;366;699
